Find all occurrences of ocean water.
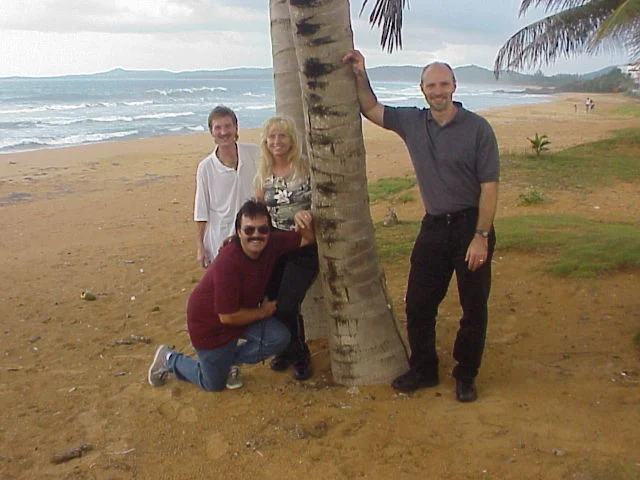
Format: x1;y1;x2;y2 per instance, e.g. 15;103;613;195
0;75;551;154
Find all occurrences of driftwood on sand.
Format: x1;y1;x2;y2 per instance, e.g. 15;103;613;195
50;443;93;464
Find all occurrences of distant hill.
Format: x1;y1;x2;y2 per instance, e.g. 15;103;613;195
367;65;421;82
1;65;624;90
368;64;543;85
580;66;617;80
454;65;533;85
1;67;273;81
368;64;632;92
86;67;272;80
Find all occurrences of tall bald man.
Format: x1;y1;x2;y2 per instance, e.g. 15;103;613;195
344;50;499;402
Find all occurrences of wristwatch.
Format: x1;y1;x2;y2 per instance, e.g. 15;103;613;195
475;229;489;238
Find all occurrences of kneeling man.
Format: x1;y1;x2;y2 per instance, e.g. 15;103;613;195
148;199;315;392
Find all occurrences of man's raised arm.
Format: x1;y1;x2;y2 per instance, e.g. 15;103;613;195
343;50;385;127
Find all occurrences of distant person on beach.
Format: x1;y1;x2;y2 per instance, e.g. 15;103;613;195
344;50;499;403
148;200;316;392
194;105;258;268
254;116;318;381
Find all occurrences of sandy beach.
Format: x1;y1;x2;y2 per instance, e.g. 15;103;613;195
1;93;639;479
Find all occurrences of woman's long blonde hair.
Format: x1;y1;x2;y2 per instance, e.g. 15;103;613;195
254;116;310;190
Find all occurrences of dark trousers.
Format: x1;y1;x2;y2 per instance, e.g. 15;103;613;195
405;209;496;381
265;243;319;362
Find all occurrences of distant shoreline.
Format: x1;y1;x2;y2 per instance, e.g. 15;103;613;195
2;92;634;162
0;94;557;157
0;63;619;83
1;92;637;211
0;75;556;155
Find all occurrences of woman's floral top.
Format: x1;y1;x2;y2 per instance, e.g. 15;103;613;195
262;174;311;231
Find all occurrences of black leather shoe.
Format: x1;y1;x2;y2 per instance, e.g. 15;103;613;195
270;355;289;372
455;379;478;402
292;358;312;381
391;370;439;393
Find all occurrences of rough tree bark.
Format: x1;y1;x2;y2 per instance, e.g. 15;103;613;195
269;0;328;340
285;0;409;384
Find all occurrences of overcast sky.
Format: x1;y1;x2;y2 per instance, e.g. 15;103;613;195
0;0;632;78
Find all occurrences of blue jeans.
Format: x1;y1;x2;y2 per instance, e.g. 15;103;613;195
166;317;290;392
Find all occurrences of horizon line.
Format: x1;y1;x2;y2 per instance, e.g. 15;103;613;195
1;62;630;80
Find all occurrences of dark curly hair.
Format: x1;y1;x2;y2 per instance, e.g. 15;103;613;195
234;199;272;234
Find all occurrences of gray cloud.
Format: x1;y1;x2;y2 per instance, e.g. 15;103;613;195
0;0;630;76
0;0;266;33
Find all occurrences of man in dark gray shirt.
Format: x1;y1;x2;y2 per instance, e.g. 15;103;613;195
344;50;499;403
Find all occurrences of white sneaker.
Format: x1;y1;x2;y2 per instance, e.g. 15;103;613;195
148;345;171;387
225;365;243;390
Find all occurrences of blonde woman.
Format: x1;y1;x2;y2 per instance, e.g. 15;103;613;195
255;116;318;380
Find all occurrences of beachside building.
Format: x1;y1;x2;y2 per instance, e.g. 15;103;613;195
619;62;640;86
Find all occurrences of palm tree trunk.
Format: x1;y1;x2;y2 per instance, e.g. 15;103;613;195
287;0;409;384
270;0;307;131
269;0;328;340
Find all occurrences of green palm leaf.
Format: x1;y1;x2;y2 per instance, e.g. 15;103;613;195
594;0;640;57
494;0;634;75
360;0;408;52
519;1;594;15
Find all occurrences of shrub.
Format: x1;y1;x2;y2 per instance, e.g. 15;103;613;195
517;188;545;206
528;133;550;156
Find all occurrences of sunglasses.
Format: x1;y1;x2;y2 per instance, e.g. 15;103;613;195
242;225;270;235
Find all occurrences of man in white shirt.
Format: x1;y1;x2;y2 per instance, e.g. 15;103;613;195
194;106;259;268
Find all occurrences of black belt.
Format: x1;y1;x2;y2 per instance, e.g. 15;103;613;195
427;207;477;225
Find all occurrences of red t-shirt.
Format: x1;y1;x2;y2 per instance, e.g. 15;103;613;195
186;231;302;350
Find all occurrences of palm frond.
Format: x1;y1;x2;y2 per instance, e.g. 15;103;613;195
495;0;625;76
629;33;640;59
360;0;409;53
519;0;592;16
618;19;640;59
592;0;640;45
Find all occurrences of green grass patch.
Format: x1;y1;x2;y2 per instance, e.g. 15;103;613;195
370;131;640;277
613;104;640;118
374;220;420;260
501;128;640;189
496;214;640;277
373;214;640;277
396;192;415;204
368;177;416;203
517;188;545;206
